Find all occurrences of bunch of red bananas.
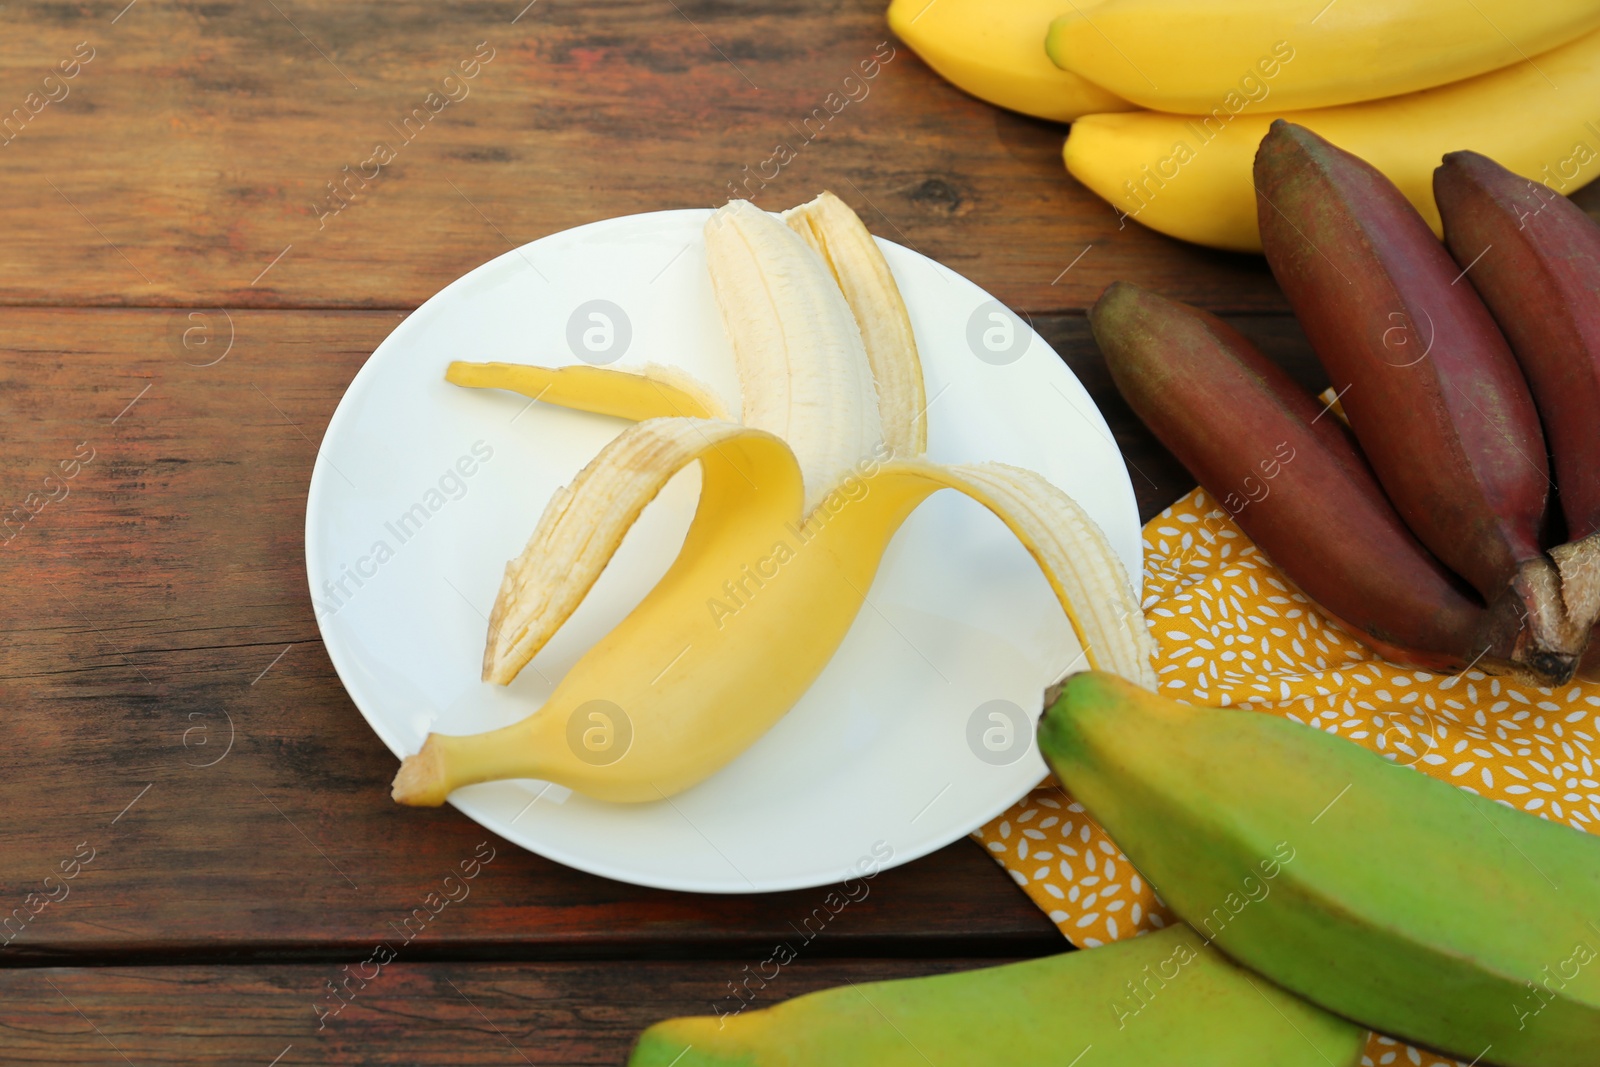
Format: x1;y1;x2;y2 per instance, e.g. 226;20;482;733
1097;121;1600;687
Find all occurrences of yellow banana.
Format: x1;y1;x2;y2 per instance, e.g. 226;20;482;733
391;193;1154;806
886;0;1133;123
1065;26;1600;252
1047;0;1600;113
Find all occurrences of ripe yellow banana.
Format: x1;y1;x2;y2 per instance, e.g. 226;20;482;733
1065;26;1600;252
886;0;1133;122
1046;0;1600;113
392;193;1154;806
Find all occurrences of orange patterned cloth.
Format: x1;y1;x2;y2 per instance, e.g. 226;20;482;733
973;487;1600;1067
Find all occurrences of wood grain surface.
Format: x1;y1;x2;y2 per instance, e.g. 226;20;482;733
0;308;1317;967
0;959;993;1064
0;307;1056;965
0;0;1303;313
0;0;1520;1062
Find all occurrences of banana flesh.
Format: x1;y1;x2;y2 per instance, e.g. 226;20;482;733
1064;26;1600;251
783;191;927;457
705;198;883;517
1046;0;1600;113
392;197;1152;805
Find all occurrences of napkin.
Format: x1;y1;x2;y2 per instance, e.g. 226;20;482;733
974;487;1600;1067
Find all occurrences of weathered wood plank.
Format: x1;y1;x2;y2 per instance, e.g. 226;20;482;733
0;305;1317;961
0;958;1000;1064
0;307;1315;959
0;307;1032;961
0;0;1303;314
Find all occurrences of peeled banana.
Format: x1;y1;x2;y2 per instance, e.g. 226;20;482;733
1046;0;1600;113
629;925;1366;1067
392;193;1153;806
1039;671;1600;1067
885;0;1133;122
1064;26;1600;251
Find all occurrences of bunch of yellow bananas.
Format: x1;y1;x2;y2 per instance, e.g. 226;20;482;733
889;0;1600;250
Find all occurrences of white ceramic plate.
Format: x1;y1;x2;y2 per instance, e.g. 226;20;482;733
306;209;1140;893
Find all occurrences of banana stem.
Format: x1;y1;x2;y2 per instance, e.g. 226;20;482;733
1552;532;1600;635
391;723;549;807
1493;554;1598;686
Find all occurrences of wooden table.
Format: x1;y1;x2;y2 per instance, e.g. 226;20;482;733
5;2;1591;1062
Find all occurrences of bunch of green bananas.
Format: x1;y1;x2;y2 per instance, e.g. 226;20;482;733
631;673;1600;1066
888;0;1600;250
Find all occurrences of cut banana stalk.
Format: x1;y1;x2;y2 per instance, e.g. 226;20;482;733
392;197;1152;806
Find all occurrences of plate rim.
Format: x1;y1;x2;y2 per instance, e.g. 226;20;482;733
304;207;1141;893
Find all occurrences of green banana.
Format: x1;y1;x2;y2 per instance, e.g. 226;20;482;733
1038;671;1600;1067
628;925;1365;1066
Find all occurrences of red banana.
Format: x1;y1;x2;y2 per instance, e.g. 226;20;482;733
1255;121;1580;684
1435;150;1600;660
1090;281;1530;674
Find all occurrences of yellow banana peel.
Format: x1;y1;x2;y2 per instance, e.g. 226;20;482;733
1065;26;1600;252
887;0;1133;123
1047;0;1600;114
392;193;1154;806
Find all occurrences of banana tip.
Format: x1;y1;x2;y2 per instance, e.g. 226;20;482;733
1528;651;1578;688
391;737;450;807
